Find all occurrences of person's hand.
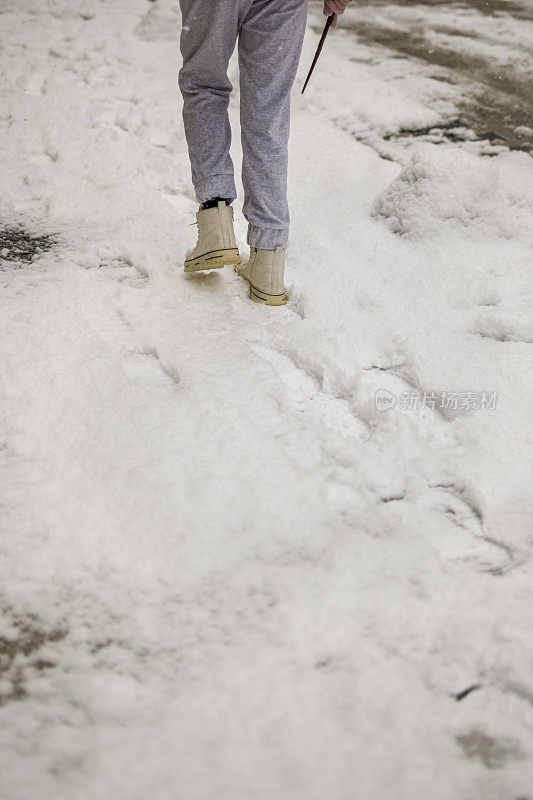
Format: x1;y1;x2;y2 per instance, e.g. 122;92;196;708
323;0;353;28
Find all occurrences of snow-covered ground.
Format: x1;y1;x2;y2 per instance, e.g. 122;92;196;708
1;1;532;798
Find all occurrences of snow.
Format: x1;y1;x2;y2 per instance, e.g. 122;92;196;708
373;145;532;240
0;0;532;798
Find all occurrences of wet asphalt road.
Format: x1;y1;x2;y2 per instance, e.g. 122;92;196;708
311;0;533;152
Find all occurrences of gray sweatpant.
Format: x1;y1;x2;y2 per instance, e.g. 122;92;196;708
178;0;307;249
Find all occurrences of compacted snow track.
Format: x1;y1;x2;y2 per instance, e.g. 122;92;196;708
1;1;532;798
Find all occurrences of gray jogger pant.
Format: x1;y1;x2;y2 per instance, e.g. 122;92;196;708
178;0;307;250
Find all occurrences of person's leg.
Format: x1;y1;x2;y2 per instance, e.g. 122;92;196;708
238;0;307;250
178;0;252;205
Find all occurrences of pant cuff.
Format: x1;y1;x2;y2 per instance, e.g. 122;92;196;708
247;224;288;250
194;174;237;205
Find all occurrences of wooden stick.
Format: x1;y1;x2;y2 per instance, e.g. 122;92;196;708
301;15;334;95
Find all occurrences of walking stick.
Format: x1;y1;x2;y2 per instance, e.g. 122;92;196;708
301;14;334;94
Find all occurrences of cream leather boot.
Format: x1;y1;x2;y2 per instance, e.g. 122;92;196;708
184;201;242;273
236;247;287;306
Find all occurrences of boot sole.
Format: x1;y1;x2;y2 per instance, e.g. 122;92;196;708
184;248;241;273
250;283;287;306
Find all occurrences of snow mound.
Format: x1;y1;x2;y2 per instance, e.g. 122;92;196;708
373;146;519;240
